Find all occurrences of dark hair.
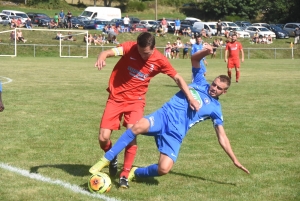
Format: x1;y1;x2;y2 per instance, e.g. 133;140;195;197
137;32;155;49
217;75;231;89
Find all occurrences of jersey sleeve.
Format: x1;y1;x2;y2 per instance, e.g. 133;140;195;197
211;108;224;127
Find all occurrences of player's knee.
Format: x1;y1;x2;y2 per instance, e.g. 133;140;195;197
157;166;171;175
131;118;149;134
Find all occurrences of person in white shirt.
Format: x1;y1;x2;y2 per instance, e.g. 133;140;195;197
123;15;130;32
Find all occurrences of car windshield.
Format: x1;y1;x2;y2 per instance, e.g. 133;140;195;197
271;26;282;31
227;22;237;26
81;11;93;17
235;27;243;31
258;27;269;31
209;24;216;29
16;13;28;18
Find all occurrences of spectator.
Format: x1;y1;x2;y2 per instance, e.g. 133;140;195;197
53;13;59;25
66;10;72;29
160;17;167;34
253;31;259;44
219;38;225;47
55;31;63;40
224;29;230;38
16;30;26;43
49;20;57;29
123;15;130;32
189;35;196;45
66;32;76;41
171;42;178;59
174;17;181;36
186;27;192;37
294;27;300;45
267;35;273;44
201;28;207;38
16;18;24;28
59;10;65;22
10;18;17;28
182;41;190;59
25;18;32;29
211;38;220;59
165;41;172;59
10;31;15;41
216;20;222;36
182;28;187;37
261;35;267;44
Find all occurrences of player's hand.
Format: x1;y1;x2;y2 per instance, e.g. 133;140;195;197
94;59;106;70
224;58;228;63
241;58;244;63
234;161;250;174
189;98;200;111
0;103;4;112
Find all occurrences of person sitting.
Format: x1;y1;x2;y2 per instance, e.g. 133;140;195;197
16;30;26;43
224;29;230;38
10;18;17;28
55;32;63;40
66;32;76;41
10;31;15;41
49;20;57;29
186;27;192;37
182;28;187;37
261;35;267;44
16;18;24;28
25;18;32;29
267;35;273;44
253;32;259;44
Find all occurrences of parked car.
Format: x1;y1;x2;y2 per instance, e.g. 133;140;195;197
244;26;276;38
252;23;269;27
262;24;289;39
222;26;250;38
27;12;50;25
283;23;300;36
132;24;148;32
71;17;88;29
222;21;238;27
94;20;110;30
83;20;96;30
235;21;252;29
0;13;9;25
139;20;159;30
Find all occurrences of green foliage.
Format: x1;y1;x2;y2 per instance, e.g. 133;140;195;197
126;1;146;12
26;0;70;9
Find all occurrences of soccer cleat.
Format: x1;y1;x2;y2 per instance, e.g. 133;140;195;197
119;176;129;189
89;157;110;174
109;156;118;177
128;167;138;182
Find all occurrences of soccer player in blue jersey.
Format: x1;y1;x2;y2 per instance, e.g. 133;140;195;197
90;44;250;187
191;35;207;76
0;82;4;112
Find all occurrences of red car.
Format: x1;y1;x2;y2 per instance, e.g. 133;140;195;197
132;24;148;32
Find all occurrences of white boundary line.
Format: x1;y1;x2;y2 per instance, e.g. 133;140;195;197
0;162;121;201
0;76;13;84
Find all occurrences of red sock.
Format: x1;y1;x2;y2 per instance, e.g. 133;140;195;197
100;140;112;152
236;71;240;81
228;71;232;79
120;145;137;178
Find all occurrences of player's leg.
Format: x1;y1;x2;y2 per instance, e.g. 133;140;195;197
227;60;234;79
234;59;241;82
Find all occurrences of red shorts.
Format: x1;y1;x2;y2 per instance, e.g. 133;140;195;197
100;99;145;130
227;58;240;68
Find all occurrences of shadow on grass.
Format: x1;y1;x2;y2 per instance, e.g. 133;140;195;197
169;170;237;186
30;164;90;177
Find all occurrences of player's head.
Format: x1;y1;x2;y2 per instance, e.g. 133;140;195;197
208;75;231;98
231;34;237;42
196;35;202;44
137;32;155;60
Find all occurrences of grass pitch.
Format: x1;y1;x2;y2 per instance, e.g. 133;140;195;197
0;57;299;201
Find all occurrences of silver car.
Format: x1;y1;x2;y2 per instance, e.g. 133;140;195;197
283;23;300;36
244;26;276;38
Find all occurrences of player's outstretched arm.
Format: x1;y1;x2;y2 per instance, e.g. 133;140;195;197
214;125;250;174
94;49;116;70
191;43;212;68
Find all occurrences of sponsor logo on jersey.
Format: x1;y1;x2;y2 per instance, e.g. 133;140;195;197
128;66;149;81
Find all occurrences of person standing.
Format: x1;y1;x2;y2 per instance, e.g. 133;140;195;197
66;10;72;29
294;27;300;45
88;46;250;188
53;13;59;25
174;18;181;36
0;82;4;112
160;17;167;34
123;15;130;32
89;32;199;189
224;34;244;83
216;20;222;36
191;35;207;76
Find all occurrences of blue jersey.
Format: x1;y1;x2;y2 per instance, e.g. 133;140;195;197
159;70;223;142
175;19;181;26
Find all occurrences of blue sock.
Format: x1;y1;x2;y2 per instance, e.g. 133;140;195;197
135;164;160;178
104;129;136;161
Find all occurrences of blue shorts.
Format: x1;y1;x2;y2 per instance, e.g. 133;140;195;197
144;109;182;162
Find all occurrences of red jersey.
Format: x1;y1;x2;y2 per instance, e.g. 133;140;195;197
225;41;243;59
107;41;177;102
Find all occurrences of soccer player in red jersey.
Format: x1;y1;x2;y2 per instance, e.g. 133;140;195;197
224;34;244;83
90;32;199;188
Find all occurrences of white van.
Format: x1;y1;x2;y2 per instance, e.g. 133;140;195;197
79;7;121;21
2;10;28;23
192;22;217;36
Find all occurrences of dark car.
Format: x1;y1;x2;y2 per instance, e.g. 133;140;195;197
263;24;289;39
83;20;96;30
27;12;50;25
94;20;111;30
70;17;87;29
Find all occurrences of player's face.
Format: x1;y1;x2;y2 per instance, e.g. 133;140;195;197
231;36;237;42
137;45;154;60
208;78;227;98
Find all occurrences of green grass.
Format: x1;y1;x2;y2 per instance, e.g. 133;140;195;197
0;57;299;201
